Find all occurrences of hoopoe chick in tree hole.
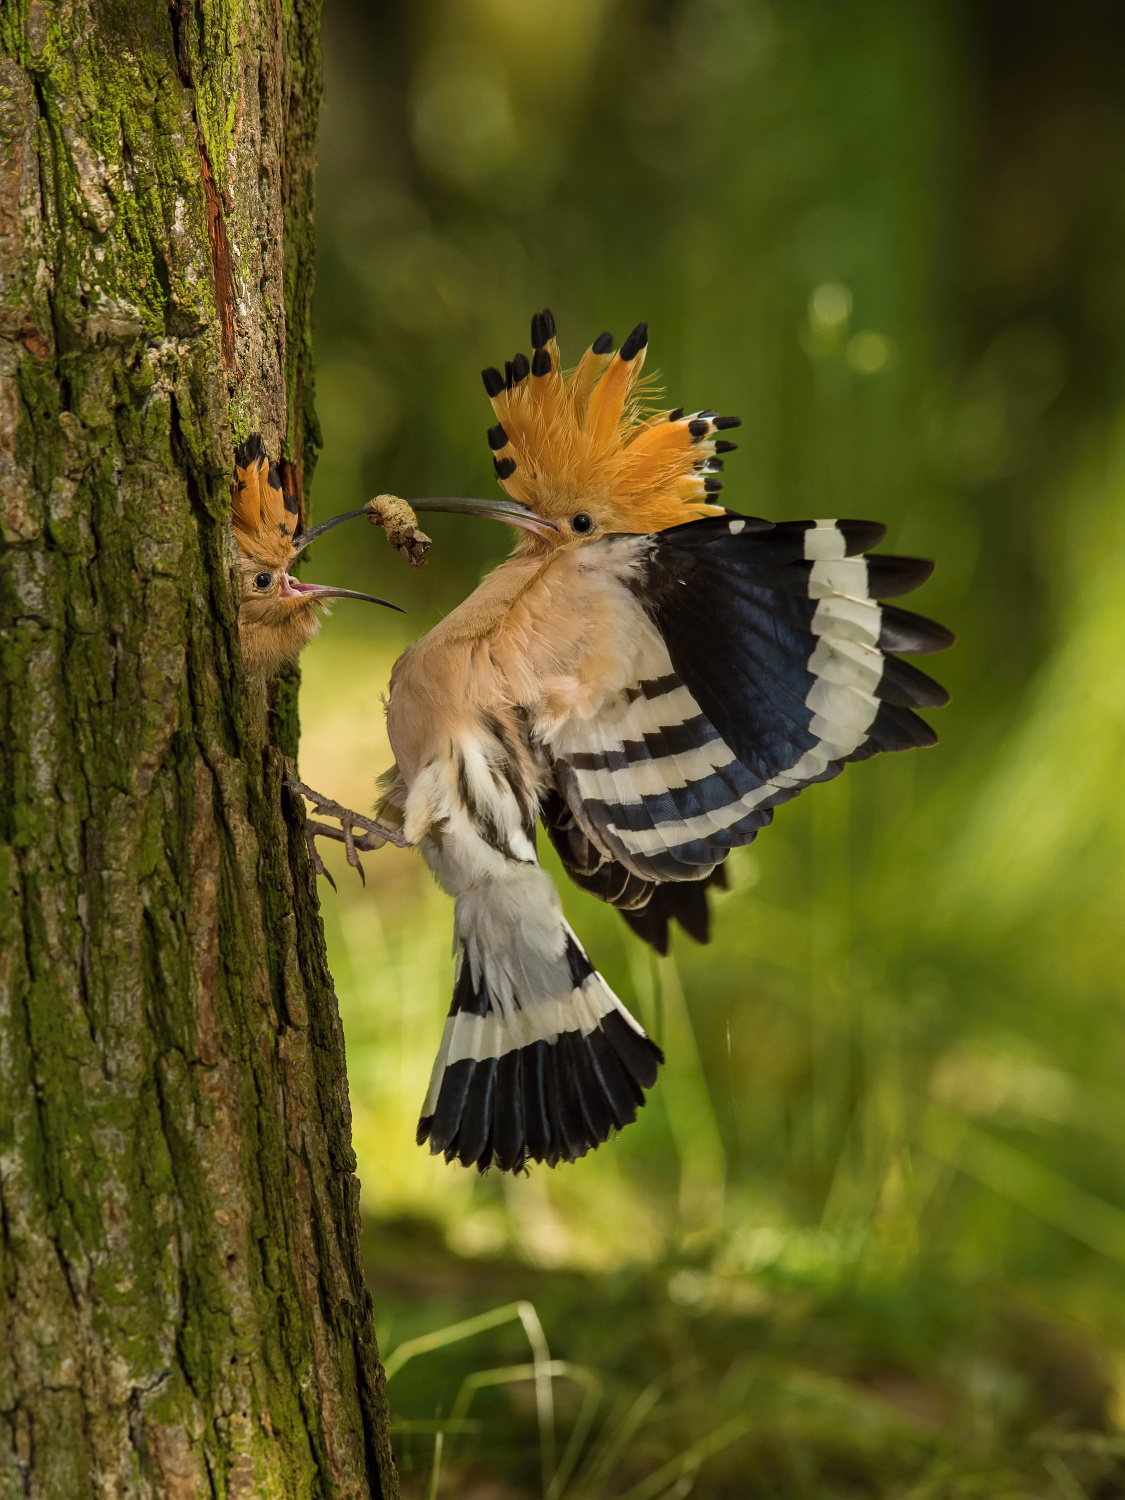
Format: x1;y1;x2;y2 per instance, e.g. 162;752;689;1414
311;310;954;1175
231;434;428;678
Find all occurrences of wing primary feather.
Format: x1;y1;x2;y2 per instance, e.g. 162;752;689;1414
864;554;935;597
867;700;940;751
878;605;956;655
876;656;951;708
618;868;727;954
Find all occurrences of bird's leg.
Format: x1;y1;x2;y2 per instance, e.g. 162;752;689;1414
286;779;408;889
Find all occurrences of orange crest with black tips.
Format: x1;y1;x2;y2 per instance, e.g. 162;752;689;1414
480;310;741;535
231;434;299;567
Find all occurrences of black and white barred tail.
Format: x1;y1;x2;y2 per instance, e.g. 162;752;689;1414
417;924;663;1173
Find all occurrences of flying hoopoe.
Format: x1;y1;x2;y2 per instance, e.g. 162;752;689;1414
303;311;953;1175
230;434;425;678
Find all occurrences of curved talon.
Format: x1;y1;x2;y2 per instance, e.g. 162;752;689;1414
286;779;408;887
303;820;338;891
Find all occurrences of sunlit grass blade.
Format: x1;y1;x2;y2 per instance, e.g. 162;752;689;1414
651;955;726;1241
387;1418;482;1434
549;1364;604;1500
424;1430;443;1500
569;1365;696;1498
1041;1452;1089;1500
519;1299;558;1496
383;1300;561;1496
612;1414;754;1500
382;1301;530;1381
443;1359;602;1499
921;1101;1125;1264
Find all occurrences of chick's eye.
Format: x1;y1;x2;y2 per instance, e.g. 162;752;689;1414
569;512;594;534
254;572;272;591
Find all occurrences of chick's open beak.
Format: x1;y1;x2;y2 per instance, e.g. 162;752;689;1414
280;573;404;611
283;510;403;608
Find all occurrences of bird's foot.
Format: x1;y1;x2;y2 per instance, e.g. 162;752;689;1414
286;779;408;889
365;494;431;568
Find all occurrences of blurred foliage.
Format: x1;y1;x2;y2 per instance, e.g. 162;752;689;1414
301;0;1125;1491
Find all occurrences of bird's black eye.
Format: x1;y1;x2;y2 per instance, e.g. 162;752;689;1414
254;572;272;590
569;512;594;534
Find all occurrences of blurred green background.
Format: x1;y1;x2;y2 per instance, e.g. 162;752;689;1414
299;1;1125;1493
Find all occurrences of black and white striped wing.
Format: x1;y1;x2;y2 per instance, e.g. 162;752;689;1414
540;785;727;955
545;515;953;884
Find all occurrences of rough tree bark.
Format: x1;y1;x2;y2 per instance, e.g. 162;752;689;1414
0;1;397;1495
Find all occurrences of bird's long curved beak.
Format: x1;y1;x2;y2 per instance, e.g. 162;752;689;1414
407;497;559;538
291;508;369;553
280;575;404;611
292;495;557;549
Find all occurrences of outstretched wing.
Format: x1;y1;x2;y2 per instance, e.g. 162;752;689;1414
543;514;954;886
540;786;727;955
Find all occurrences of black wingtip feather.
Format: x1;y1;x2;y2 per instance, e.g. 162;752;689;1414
482;366;505;397
865;554;936;598
868;701;940;751
618;868;727;954
877;656;951;709
835;519;888;554
592;331;614;355
619;904;671;956
879;605;956;656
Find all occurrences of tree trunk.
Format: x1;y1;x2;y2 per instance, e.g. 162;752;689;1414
0;2;397;1495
